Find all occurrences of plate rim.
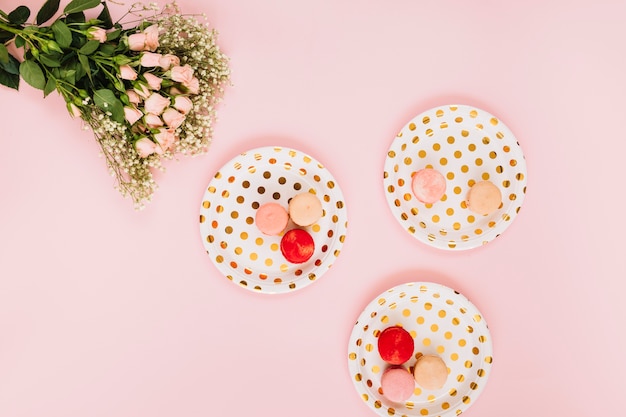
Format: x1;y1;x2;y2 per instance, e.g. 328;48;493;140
347;281;493;417
199;145;348;294
383;104;528;251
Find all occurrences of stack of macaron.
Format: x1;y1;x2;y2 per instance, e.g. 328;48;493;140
411;168;502;216
254;192;323;264
377;326;448;403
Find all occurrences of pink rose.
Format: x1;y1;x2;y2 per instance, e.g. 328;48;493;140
170;64;194;84
119;65;137;80
144;93;170;115
135;137;156;158
162;108;186;129
158;54;180;70
143;73;162;90
140;52;162;67
173;96;193;114
128;33;146;51
124;106;143;125
169;86;184;95
154;127;176;152
144;25;160;51
126;89;141;104
133;83;150;99
185;77;199;94
144;113;163;128
87;27;107;43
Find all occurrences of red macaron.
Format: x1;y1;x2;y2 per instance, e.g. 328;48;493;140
280;228;315;264
377;326;415;365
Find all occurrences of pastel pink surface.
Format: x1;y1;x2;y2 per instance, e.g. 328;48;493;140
411;168;446;204
255;202;289;235
1;1;625;417
381;367;415;403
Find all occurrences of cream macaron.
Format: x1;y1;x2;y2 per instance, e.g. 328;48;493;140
466;180;502;216
288;192;323;226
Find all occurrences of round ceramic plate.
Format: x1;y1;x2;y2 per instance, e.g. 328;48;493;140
347;282;493;417
383;104;527;250
199;146;348;294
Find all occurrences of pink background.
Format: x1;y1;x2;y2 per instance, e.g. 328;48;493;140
1;0;625;416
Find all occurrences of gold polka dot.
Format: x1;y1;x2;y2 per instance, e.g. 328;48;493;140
453;222;461;231
442;402;450;410
412;136;420;144
422;337;431;345
348;352;357;360
432;215;440;223
410;330;417;338
468;144;476;152
430;324;439;332
444;331;453;339
475;158;483;166
436;109;444;117
417;316;425;324
381;315;389;324
482;172;490;181
372;365;380;373
461;129;469;137
311;224;321;232
446;172;455;180
264;258;273;267
459;339;467;347
457;374;465;383
452;317;460;325
402;309;411;317
255;237;264;246
446;208;454;216
409;122;416;131
202;201;210;209
510;159;518;166
437;345;445;354
418;150;427;158
450;353;459;361
433;143;441;151
365;343;374;352
472;347;480;355
422;116;430;124
461;165;469;173
249;253;258;261
440;157;448;166
404;157;413;165
454;150;462;158
404;193;412;201
425;129;434;137
420;409;428;416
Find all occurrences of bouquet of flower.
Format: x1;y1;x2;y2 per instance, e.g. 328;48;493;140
0;0;229;208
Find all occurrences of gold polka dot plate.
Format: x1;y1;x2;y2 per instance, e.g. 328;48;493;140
347;282;493;417
199;146;348;294
383;105;527;250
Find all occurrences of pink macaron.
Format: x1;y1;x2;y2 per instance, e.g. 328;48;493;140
411;168;446;204
381;366;415;403
255;202;289;235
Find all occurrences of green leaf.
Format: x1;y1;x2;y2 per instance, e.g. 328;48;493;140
14;36;26;48
8;6;30;25
65;12;85;24
63;0;101;15
93;88;124;123
0;30;15;43
0;44;8;64
0;66;20;90
77;53;91;82
43;76;56;96
36;0;61;25
106;29;121;42
98;43;116;56
97;2;113;29
79;40;100;55
38;53;61;68
51;20;72;49
0;54;20;75
19;60;46;90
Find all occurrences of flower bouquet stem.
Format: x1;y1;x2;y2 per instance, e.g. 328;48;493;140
0;0;230;208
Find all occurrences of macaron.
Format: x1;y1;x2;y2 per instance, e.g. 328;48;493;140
280;228;315;264
411;168;446;204
255;202;289;235
413;354;448;390
377;326;415;365
466;180;502;216
288;192;323;226
381;366;415;403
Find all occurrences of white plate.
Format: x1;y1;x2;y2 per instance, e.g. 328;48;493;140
383;105;527;250
199;146;348;294
348;282;493;417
